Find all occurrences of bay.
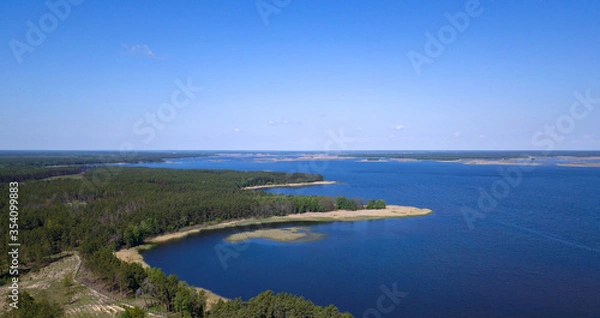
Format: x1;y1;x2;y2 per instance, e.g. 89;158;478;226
137;156;600;317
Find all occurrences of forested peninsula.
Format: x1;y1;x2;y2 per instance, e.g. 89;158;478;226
0;154;399;317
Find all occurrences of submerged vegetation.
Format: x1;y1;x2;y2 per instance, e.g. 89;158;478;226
0;155;384;317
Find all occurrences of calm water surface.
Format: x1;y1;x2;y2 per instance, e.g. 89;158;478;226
137;158;600;317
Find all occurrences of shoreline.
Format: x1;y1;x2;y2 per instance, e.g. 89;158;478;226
143;205;432;244
115;205;433;307
242;180;337;190
556;162;600;168
460;159;540;166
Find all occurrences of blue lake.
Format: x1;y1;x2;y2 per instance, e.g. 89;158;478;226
136;157;600;317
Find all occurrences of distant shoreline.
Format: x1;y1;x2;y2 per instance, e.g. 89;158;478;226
556;162;600;168
461;159;540;166
242;180;337;190
115;205;433;307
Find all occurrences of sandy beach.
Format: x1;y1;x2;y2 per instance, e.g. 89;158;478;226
147;205;431;244
242;180;337;190
119;204;432;248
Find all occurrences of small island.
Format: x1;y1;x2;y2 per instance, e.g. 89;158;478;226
225;227;325;243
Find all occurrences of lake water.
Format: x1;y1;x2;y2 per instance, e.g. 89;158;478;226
136;156;600;317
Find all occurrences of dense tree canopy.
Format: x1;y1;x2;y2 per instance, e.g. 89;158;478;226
0;162;384;317
208;291;353;318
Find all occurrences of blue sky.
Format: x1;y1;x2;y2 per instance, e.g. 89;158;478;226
1;0;599;151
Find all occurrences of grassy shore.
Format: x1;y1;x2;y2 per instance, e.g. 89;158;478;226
115;205;433;307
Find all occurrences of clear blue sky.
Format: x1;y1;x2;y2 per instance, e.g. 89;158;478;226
1;0;599;151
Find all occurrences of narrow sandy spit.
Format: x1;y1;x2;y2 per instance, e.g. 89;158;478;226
115;205;433;308
556;162;600;167
242;180;337;190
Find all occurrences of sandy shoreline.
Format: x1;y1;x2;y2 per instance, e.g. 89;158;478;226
115;205;432;307
253;155;352;162
461;159;540;166
140;205;432;245
556;162;600;168
242;180;337;190
114;244;228;309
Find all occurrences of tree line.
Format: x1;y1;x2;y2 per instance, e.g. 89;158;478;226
0;150;214;183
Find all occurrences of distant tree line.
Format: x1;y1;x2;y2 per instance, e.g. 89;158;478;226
0;151;214;182
0;165;90;183
0;151;213;167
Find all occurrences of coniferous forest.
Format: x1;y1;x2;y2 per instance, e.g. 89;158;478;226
0;153;382;317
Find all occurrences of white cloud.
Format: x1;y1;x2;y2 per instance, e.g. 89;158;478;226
479;134;486;139
454;131;462;137
122;44;160;59
395;125;405;131
268;119;301;126
234;128;240;132
357;127;363;131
